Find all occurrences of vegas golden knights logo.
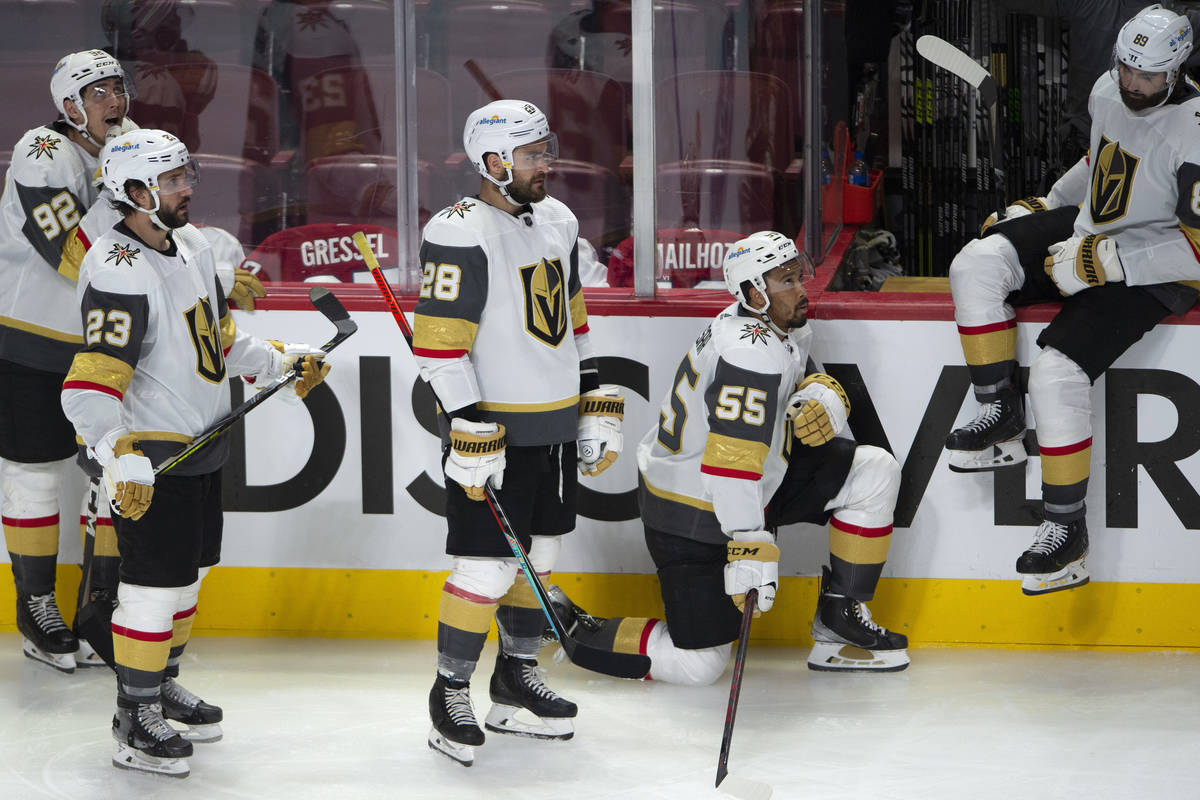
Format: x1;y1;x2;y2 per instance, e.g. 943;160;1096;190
1090;136;1139;225
184;297;226;384
519;257;567;347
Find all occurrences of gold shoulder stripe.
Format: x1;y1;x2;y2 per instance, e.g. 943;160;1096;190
58;228;85;282
569;289;588;330
701;431;769;475
65;352;133;395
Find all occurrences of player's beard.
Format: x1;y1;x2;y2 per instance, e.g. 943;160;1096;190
157;198;190;229
506;173;548;205
1119;85;1167;111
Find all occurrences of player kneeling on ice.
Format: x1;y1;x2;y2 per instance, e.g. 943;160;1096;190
944;5;1199;595
61;129;331;778
415;100;620;767
546;231;909;682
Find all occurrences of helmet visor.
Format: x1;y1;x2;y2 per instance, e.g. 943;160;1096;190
80;77;136;107
511;134;559;170
154;160;199;195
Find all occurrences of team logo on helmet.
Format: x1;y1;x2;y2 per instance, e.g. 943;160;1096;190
520;256;567;347
739;321;771;345
728;246;752;260
523;103;536;114
27;135;61;160
1090;136;1139;225
105;242;141;267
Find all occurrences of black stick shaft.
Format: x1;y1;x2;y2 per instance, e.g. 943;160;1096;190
716;587;758;788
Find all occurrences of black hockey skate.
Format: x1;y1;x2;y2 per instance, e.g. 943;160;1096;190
161;677;224;743
486;652;577;740
1016;519;1089;595
945;387;1027;472
17;591;78;673
808;567;909;672
428;673;484;767
112;699;193;778
542;584;605;647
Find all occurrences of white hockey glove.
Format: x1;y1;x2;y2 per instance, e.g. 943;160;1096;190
228;268;266;312
724;530;779;614
577;384;625;477
785;373;850;447
1043;234;1124;296
446;418;506;501
264;341;330;401
94;431;154;521
980;195;1048;236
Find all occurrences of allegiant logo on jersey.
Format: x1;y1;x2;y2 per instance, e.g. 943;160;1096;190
109;142;140;152
300;233;388;267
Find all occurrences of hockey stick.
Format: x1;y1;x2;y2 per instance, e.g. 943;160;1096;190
155;286;357;476
916;34;1003;205
463;59;502;102
74;477;116;669
352;231;651;680
715;588;771;800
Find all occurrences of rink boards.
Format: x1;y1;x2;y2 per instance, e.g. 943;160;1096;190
7;304;1200;648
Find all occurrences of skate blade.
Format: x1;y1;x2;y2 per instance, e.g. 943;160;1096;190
807;642;910;672
947;439;1027;472
22;640;76;674
169;721;223;743
74;639;108;669
427;730;475;766
112;742;190;778
1021;561;1089;595
484;703;575;740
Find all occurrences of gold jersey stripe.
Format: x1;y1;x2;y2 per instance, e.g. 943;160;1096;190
412;314;479;353
477;395;580;413
1041;445;1092;486
438;589;498;634
613;617;652;655
2;522;59;557
499;572;542;610
0;314;83;344
829;525;892;565
65;352;134;395
642;476;715;512
569;289;588;330
702;432;770;475
959;327;1017;367
112;630;172;672
58;228;86;282
219;311;237;351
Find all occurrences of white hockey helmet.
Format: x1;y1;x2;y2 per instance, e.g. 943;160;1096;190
101;129;196;223
722;231;812;312
463;99;557;193
50;49;132;140
1111;5;1193;97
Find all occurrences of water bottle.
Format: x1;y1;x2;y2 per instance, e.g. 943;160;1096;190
848;151;870;187
820;148;833;186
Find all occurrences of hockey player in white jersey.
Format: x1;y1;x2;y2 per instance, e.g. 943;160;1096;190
416;99;624;767
0;49;139;672
60;129;330;778
548;231;910;683
945;4;1200;595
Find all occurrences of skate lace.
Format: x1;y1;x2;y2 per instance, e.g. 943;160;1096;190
27;592;69;634
137;702;179;742
161;678;200;709
519;663;560;701
960;399;1004;433
444;685;478;727
852;602;887;635
1028;521;1069;555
